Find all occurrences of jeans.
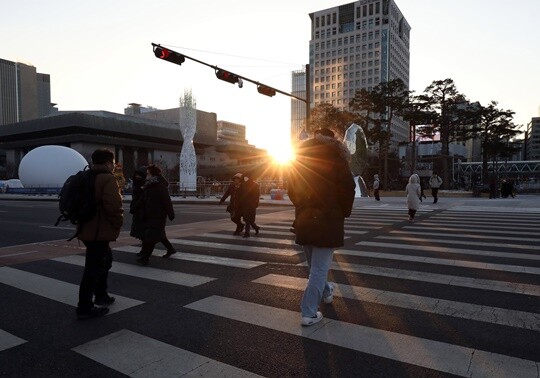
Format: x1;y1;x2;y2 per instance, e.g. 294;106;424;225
301;245;334;317
78;241;113;310
431;188;439;202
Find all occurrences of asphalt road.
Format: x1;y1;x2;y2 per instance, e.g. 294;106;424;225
1;197;539;377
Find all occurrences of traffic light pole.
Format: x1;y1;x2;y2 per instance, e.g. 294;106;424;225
151;43;308;104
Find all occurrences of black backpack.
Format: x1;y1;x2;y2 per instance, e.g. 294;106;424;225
55;166;97;240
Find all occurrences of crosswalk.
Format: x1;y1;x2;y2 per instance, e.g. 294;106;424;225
1;206;539;377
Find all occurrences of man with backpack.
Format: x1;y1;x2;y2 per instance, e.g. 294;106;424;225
75;149;123;320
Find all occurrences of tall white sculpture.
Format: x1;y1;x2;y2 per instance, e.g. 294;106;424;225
343;123;369;198
179;90;197;191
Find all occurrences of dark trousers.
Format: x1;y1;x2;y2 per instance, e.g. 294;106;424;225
243;209;258;234
78;241;112;311
374;189;380;201
408;209;417;219
140;233;172;258
431;188;439;202
231;213;244;231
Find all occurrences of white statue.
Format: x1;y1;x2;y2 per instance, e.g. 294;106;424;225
179;90;197;192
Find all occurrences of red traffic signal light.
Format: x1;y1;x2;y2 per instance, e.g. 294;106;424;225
153;46;185;65
257;85;276;97
215;69;240;85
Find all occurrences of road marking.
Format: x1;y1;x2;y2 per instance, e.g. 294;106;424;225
336;249;540;275
39;226;76;230
0;250;39;258
354;242;540;261
418;220;539;231
185;296;538;377
73;329;262;377
0;267;144;314
0;329;26;352
390;230;540;243
253;274;540;331
446;206;540;214
200;232;300;246
375;235;537;251
167;238;299;257
53;255;216;287
297;261;540;297
432;215;540;223
405;225;539;237
114;245;265;269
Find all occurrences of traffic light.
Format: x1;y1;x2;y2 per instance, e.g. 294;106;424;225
257;85;276;97
215;69;241;86
153;46;185;65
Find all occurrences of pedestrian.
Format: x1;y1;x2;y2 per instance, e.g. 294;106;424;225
129;166;146;242
136;164;176;265
219;173;244;235
406;174;422;222
429;171;443;203
239;175;260;238
373;174;381;201
419;178;427;202
288;127;356;327
76;148;123;320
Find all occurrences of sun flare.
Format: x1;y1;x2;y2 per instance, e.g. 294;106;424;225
269;145;295;165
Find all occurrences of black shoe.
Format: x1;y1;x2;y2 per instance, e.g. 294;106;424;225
162;249;177;258
94;295;115;306
136;251;143;257
243;233;250;238
136;256;149;266
76;306;109;320
254;226;260;235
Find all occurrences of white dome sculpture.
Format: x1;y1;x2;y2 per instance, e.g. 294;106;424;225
18;146;88;188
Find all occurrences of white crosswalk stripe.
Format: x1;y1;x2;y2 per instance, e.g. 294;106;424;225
73;329;261;377
2;207;539;376
185;295;538;377
0;329;26;351
0;266;144;314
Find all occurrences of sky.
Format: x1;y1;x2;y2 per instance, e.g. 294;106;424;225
1;0;539;158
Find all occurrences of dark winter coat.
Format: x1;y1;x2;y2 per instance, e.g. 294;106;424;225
239;179;260;213
140;174;175;243
129;167;147;240
288;134;355;248
77;164;124;242
220;183;242;217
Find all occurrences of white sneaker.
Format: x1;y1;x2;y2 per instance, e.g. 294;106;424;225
323;283;335;304
301;311;323;326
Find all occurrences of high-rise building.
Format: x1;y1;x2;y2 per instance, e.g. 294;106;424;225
308;0;411;146
291;68;307;143
526;117;540;160
0;58;54;126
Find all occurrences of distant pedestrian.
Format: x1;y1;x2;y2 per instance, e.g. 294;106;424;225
288;128;355;327
406;174;422;222
136;165;176;265
129;166;147;241
239;175;260;238
373;174;381;201
419;178;427;202
429;171;443;203
219;173;244;235
76;148;123;320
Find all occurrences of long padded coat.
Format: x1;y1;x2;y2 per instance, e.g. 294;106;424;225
288;135;356;248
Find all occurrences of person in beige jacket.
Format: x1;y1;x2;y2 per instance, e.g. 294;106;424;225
76;148;123;319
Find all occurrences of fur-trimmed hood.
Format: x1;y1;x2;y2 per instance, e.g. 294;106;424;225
299;134;351;162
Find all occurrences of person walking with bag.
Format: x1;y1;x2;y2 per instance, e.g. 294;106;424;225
373;174;381;201
239;175;260;238
429;171;443;203
76;149;123;319
136;165;176;265
406;174;422;222
219;173;244;235
129;166;146;242
288;128;355;326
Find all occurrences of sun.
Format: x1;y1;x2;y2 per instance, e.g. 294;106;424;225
269;145;295;165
